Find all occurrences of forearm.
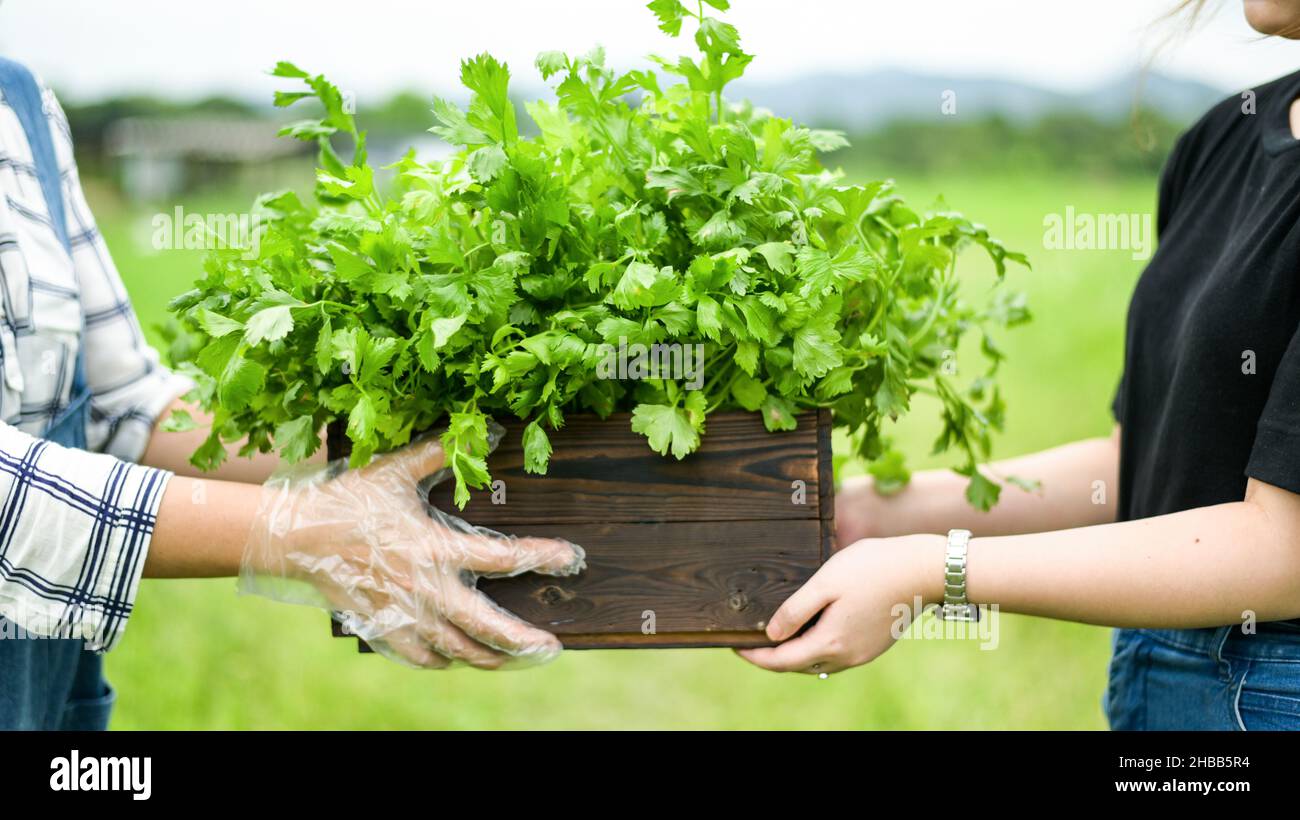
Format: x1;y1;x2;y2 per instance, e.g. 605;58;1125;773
847;431;1120;540
742;479;1300;675
141;398;325;484
962;482;1300;628
144;475;261;578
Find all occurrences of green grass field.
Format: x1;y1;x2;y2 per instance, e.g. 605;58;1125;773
86;167;1155;729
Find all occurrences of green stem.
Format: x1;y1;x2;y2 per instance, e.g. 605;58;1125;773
701;360;734;396
302;300;360;313
706;369;741;413
853;211;889;269
863;261;904;336
908;255;957;346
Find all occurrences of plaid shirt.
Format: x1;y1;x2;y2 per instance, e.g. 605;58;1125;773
0;72;191;651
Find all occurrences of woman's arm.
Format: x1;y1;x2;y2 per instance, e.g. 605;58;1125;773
143;437;584;669
837;427;1121;542
967;478;1300;628
140;397;323;484
739;476;1300;673
138;391;591;670
145;475;258;577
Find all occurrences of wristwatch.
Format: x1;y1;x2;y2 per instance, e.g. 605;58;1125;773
937;528;979;622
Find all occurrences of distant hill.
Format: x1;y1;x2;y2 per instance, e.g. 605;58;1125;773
59;67;1230;178
731;68;1228;130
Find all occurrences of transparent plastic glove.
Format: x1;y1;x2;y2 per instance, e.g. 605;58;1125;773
239;424;585;669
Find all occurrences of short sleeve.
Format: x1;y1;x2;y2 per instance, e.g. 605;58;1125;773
1247;325;1300;495
0;420;173;651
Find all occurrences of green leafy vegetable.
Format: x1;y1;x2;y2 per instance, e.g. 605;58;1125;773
169;1;1029;509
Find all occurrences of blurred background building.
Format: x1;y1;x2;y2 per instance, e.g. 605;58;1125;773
106;116;312;201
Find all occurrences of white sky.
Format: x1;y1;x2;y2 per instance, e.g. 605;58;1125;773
1;0;1296;102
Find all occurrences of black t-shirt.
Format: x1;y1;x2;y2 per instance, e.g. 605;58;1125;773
1114;68;1300;525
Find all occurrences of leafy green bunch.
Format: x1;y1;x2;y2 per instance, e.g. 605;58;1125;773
167;0;1029;509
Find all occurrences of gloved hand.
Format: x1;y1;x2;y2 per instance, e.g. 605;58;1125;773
239;425;585;669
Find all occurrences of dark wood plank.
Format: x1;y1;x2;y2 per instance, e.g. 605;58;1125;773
340;628;778;651
426;412;821;524
478;519;821;647
817;407;837;559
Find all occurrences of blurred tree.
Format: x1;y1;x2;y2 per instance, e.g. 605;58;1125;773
840;109;1181;179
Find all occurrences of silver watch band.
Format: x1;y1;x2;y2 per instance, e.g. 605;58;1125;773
938;528;979;622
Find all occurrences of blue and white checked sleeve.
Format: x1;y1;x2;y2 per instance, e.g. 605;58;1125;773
46;87;195;462
0;421;172;651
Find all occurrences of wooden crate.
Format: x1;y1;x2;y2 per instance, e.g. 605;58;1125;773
327;408;834;650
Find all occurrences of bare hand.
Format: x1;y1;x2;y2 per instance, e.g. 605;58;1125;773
736;535;940;675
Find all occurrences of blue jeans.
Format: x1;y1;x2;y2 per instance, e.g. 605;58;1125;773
0;619;115;730
1105;624;1300;730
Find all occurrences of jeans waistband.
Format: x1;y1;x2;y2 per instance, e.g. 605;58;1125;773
1138;622;1300;663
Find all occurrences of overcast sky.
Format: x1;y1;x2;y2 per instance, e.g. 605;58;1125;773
1;0;1296;103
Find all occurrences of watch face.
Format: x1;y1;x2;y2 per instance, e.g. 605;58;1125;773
940;604;980;622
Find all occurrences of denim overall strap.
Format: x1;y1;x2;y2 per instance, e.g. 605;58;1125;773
0;58;70;250
0;58;111;730
41;336;89;449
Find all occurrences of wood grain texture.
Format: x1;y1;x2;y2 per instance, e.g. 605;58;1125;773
478;519;821;645
817;407;837;561
426;412;821;524
326;411;834;649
